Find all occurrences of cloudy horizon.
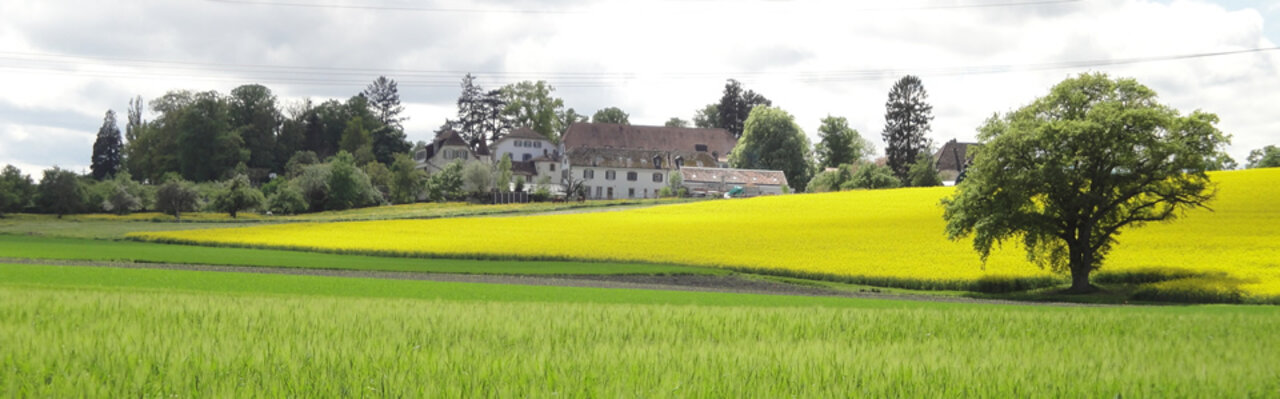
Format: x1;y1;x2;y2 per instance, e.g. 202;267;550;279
2;0;1277;176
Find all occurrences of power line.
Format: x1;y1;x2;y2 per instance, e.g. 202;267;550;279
205;0;1084;13
1;47;1275;87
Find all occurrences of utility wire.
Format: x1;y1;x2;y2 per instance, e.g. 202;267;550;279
1;47;1275;88
205;0;1083;13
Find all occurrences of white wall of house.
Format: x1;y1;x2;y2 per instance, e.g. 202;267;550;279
415;144;484;173
574;166;669;199
493;137;555;162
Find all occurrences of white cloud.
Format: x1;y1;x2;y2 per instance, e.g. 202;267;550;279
0;0;1276;175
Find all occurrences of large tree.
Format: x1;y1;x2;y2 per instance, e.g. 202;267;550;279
693;103;720;129
176;91;247;182
815;116;872;168
36;167;87;218
942;73;1228;293
591;107;629;124
211;174;265;218
718;79;772;138
362;76;407;130
229;84;282;180
90;110;123;180
0;165;35;216
882;75;934;183
728;106;813;192
359;78;412;166
453;74;510;152
501;80;567;142
1246;145;1280;168
664;117;689;128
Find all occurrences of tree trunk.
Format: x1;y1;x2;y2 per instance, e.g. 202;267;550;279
1067;266;1094;294
1065;233;1098;294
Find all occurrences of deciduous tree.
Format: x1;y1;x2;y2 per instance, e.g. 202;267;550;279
501;80;567;142
155;177;200;222
728;106;813;192
36;167;87;218
1246;145;1280;168
815;116;872;168
942;73;1228;293
211;174;265;218
0;165;35;216
591;107;630;124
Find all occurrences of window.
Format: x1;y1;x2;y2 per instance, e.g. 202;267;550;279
653;156;663;168
584;169;594;179
535;141;542;148
675;156;684;168
606;170;616;180
525;175;532;182
695;144;708;152
514;141;522;148
596;186;603;198
523;154;532;161
628;188;635;198
607;187;613;199
626;172;637;181
643;188;648;198
550;163;556;171
653;172;663;183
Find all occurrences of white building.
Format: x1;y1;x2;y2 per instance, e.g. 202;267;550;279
561;123;737;200
414;130;489;173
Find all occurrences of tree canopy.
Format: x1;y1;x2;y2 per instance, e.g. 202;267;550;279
728;106;813;192
591;107;630;124
882;75;934;183
718;79;771;138
942;73;1229;293
501;80;567;142
1247;145;1280;168
815;116;872;168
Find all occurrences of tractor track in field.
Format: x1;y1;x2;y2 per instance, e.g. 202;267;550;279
0;257;1096;306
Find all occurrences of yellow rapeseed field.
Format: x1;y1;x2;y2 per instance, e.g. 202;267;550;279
132;168;1280;299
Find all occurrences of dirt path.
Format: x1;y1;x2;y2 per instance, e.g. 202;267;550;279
0;257;1094;306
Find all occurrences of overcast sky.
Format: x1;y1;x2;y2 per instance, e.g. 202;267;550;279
1;0;1277;176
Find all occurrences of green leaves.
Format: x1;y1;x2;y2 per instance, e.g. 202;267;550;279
943;73;1228;288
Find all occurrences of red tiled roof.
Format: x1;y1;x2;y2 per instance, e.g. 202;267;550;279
562;123;736;161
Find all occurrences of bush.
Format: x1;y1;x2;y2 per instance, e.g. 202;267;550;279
266;184;307;215
425;160;466;202
907;152;942;187
102;184;142;215
327;151;382;210
846;162;900;190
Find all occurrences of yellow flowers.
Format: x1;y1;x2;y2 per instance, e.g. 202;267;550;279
131;169;1280;300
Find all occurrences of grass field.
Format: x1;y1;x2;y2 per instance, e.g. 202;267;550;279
2;264;1277;397
0;235;716;275
130;168;1280;302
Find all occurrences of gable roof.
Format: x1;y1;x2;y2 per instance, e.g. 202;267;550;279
562;123;736;161
432;130;469;148
933;140;980;172
502;127;548;141
679;167;788;186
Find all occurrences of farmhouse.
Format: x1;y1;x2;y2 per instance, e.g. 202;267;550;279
933;139;979;185
561;123;736;200
414;130;489;173
679;167;789;197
